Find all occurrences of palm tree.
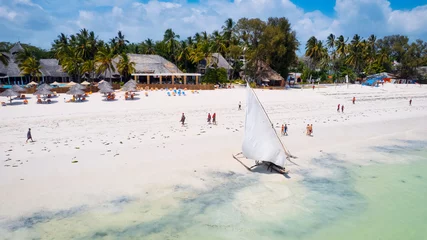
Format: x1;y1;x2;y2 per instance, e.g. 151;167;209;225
60;46;84;82
163;28;180;64
52;33;69;59
305;36;328;68
82;60;96;81
0;47;10;66
111;31;129;54
95;46;116;83
335;35;347;58
117;53;135;81
222;18;235;48
141;39;156;54
75;29;98;61
346;34;364;74
15;47;34;64
19;57;42;82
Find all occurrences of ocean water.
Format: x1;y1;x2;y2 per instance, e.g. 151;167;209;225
1;145;426;240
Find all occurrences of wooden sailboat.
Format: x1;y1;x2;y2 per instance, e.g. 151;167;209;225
233;83;296;174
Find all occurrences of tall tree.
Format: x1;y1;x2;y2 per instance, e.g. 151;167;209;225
116;53;135;81
163;28;180;64
95;45;116;83
111;31;129;54
19;57;41;82
0;47;10;66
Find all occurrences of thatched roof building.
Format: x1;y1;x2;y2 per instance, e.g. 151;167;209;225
197;53;232;79
255;61;285;86
0;42;69;84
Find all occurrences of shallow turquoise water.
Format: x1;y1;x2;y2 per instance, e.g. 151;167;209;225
1;143;426;240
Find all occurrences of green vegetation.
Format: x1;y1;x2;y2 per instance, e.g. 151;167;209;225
203;68;228;84
1;17;426;83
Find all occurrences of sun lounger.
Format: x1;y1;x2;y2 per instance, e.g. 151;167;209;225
47;99;52;104
37;99;42;104
1;102;6;106
182;91;186;96
167;92;171;96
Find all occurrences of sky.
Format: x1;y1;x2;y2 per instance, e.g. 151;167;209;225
0;0;426;50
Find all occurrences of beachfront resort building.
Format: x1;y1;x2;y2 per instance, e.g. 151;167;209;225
255;61;285;87
197;53;232;79
0;42;70;85
1;42;200;85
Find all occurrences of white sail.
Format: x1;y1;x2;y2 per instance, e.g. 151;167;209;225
242;84;288;168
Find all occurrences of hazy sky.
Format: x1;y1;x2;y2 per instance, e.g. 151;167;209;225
1;0;426;49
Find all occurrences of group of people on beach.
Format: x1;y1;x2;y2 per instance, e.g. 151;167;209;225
281;124;288;136
337;104;344;113
207;113;217;125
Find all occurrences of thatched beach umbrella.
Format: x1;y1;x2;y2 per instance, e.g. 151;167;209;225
70;83;86;90
0;89;19;103
34;88;53;96
37;83;53;90
99;87;114;94
66;88;85;96
11;85;26;92
50;81;60;86
122;84;137;92
98;81;112;89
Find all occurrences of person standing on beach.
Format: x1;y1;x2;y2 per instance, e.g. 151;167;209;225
353;97;356;104
180;113;186;126
281;124;285;136
26;128;33;143
337;104;340;112
284;124;288;136
212;113;217;125
207;113;211;124
309;124;313;136
306;124;310;136
341;105;344;113
409;99;412;106
238;101;242;110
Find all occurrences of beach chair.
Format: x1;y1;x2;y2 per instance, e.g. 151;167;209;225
131;94;134;100
20;94;26;99
145;92;148;97
182;91;186;96
167;92;171;96
37;99;42;104
82;97;86;101
1;102;6;106
47;99;52;104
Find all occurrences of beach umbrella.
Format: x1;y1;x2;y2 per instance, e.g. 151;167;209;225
50;81;60;86
66;81;77;87
37;83;53;90
98;86;114;94
98;81;112;88
11;85;26;92
0;89;19;102
81;81;90;86
70;83;86;90
34;88;53;96
27;81;38;87
122;84;137;92
66;88;85;96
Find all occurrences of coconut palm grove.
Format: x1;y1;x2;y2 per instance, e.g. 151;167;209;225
1;17;426;84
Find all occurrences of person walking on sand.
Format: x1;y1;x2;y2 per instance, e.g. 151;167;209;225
309;124;313;136
238;101;242;110
341;105;344;113
281;124;285;136
337;104;340;112
353;96;356;104
180;113;186;126
284;124;288;136
306;124;310;136
409;99;412;106
212;113;217;125
207;113;212;124
26;128;33;143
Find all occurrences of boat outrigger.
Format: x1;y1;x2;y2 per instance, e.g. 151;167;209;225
233;83;297;174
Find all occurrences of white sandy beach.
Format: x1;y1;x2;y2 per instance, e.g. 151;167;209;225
1;84;427;233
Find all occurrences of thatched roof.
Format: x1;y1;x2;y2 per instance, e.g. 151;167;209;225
255;61;284;82
34;88;53;95
0;42;69;78
211;53;232;70
11;85;26;92
70;83;86;90
122;85;137;92
66;88;84;95
99;87;114;94
40;59;68;77
37;83;53;90
0;89;19;97
100;54;182;78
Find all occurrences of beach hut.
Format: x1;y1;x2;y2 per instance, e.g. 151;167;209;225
0;89;19;104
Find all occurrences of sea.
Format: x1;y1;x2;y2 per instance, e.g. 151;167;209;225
1;142;426;240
